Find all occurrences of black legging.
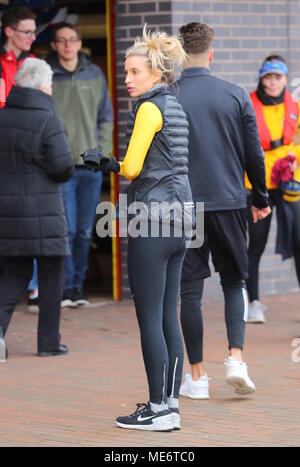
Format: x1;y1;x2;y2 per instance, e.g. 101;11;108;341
127;234;186;405
247;191;300;302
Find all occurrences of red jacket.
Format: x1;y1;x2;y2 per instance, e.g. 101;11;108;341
0;48;35;108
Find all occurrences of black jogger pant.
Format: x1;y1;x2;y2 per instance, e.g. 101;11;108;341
128;234;187;405
180;210;249;364
0;256;65;352
180;273;248;364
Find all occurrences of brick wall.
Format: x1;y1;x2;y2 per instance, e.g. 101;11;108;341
171;0;300;92
114;0;300;301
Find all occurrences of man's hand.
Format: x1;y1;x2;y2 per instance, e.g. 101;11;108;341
251;206;272;224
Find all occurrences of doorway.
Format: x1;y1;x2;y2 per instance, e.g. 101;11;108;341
32;0;114;298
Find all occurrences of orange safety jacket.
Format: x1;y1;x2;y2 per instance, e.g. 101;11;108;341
250;90;299;151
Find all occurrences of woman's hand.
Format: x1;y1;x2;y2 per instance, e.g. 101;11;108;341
81;148;120;174
251;206;272;224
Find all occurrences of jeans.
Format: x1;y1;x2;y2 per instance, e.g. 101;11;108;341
62;167;102;291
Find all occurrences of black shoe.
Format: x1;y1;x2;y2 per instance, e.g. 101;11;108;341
37;344;69;357
61;289;77;308
27;296;39;313
72;288;89;306
116;402;174;432
0;326;8;363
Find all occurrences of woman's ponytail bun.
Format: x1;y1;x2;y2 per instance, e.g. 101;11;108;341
126;24;187;83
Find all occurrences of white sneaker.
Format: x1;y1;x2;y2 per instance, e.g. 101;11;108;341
179;373;210;399
169;408;181;430
225;357;256;395
0;327;7;363
248;300;266;323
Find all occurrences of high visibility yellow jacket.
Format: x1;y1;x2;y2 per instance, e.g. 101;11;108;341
246;100;300;190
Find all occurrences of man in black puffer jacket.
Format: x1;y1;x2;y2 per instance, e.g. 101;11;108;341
0;58;74;361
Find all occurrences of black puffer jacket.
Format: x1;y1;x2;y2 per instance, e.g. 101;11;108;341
0;86;74;257
124;85;193;225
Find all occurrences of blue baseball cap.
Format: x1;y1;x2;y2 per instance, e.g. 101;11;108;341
259;61;288;79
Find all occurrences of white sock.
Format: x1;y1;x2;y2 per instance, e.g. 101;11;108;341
150;401;168;413
167;397;179;409
192;374;208;383
29;290;39;300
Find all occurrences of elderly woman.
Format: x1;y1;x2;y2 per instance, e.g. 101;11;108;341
0;58;74;361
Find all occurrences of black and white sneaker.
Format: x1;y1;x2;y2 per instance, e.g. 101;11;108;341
0;327;8;363
169;408;181;430
61;289;78;308
72;288;89;306
27;296;39;314
116;403;174;432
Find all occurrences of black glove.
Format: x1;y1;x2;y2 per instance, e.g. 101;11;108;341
80;147;120;174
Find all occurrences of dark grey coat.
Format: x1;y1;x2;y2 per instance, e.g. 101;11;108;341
0;86;74;257
171;67;269;211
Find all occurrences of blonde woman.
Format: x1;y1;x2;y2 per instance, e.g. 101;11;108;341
82;25;193;431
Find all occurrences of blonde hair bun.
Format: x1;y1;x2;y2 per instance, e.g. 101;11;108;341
126;24;187;83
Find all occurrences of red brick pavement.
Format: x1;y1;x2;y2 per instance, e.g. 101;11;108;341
0;294;300;447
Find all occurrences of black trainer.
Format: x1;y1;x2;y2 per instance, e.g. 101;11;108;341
0;326;8;363
38;344;69;357
61;289;77;308
116;402;174;432
72;288;89;306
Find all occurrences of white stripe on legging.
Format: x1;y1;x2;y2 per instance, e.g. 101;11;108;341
242;288;249;322
170;357;179;399
162;363;166;402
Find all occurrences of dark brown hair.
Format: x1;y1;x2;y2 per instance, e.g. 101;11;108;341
1;6;36;37
262;54;287;65
179;22;214;54
51;22;81;41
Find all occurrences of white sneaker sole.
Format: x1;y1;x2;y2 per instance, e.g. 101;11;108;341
171;413;181;430
0;338;7;363
248;316;266;324
226;376;256;395
75;300;89;306
179;388;210;400
116;414;174;432
27;305;39;314
61;299;78;308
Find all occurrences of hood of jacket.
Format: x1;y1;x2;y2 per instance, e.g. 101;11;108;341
46;50;91;76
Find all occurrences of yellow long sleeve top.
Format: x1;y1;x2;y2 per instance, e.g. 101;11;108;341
246;101;300;190
119;101;163;181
